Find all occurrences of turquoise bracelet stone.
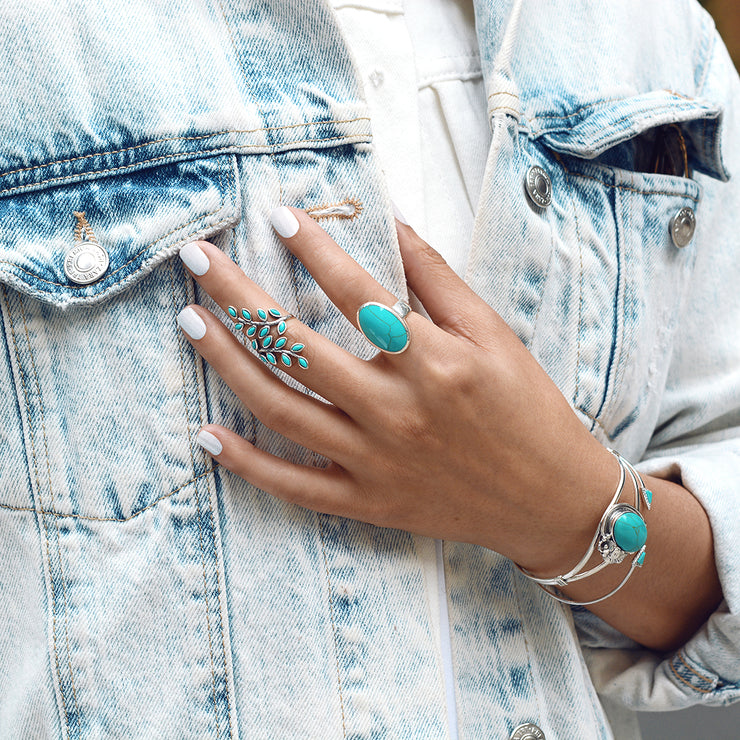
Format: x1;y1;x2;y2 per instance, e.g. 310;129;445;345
357;302;410;354
612;510;647;553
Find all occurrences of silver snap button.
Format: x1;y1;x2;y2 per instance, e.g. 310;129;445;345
510;723;546;740
525;166;552;208
670;206;696;248
64;241;109;285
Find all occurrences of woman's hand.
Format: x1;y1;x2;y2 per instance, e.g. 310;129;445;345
176;206;615;575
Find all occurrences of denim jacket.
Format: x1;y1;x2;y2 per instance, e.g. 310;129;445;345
1;1;739;738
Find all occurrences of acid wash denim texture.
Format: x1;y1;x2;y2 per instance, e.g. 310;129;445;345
1;0;739;738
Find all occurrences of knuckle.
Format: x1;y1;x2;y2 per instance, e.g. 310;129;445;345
257;396;293;431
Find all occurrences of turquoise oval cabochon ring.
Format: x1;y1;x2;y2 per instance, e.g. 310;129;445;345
357;303;410;353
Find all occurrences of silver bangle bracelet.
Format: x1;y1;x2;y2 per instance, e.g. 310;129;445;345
516;449;652;605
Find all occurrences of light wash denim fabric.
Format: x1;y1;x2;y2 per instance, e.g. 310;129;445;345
0;1;739;738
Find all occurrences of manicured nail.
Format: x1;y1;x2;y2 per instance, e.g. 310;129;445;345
177;307;207;340
391;200;409;226
270;206;300;238
196;429;223;456
179;242;210;276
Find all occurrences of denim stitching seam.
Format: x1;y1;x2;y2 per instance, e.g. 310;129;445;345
678;650;715;685
511;569;544;725
2;285;70;734
214;0;284;205
0;119;371;180
668;656;714;694
19;293;82;733
317;515;348;737
0;467;218;522
169;259;221;738
0;134;371;199
182;159;235;736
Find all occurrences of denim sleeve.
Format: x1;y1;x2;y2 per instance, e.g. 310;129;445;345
573;26;740;711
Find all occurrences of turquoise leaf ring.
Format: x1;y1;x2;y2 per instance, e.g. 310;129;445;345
357;299;412;354
227;305;309;369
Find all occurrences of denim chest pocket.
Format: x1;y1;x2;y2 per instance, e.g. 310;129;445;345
522;91;726;448
0;154;241;517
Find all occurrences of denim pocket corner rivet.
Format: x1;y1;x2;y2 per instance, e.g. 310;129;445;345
525;165;552;209
63;241;110;284
510;723;546;740
64;211;110;284
670;206;696;248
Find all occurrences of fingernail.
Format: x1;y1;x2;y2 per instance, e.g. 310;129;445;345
196;429;223;456
270;206;300;238
177;307;207;340
179;242;210;276
391;200;409;226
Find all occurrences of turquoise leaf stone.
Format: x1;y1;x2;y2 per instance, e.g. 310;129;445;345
291;343;304;352
297;357;309;369
613;511;647;553
637;551;646;567
247;326;257;337
266;353;277;365
234;323;243;331
241;309;251;321
281;355;292;367
259;326;270;338
357;303;409;353
227;306;237;318
275;337;287;349
258;309;267;320
278;321;286;335
644;489;653;507
269;308;282;318
262;335;273;348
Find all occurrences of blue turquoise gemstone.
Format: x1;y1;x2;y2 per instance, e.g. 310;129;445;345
357;303;409;353
258;309;267;320
269;308;282;318
644;488;653;506
278;321;286;335
251;340;258;350
636;551;646;567
297;357;309;369
227;306;237;318
266;353;277;365
275;337;287;349
234;323;243;331
241;309;251;321
291;343;304;352
613;511;647;553
281;355;292;367
262;335;273;348
247;326;257;337
259;326;270;338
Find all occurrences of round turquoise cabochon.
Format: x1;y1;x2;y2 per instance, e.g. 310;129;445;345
357;303;410;353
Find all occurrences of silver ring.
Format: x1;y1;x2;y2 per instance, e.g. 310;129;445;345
357;299;412;354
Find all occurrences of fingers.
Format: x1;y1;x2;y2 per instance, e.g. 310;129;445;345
394;219;508;343
269;207;433;354
179;238;370;411
177;303;363;464
195;424;358;517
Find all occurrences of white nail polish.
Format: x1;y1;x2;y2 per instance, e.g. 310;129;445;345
391;199;410;226
196;429;223;456
179;242;210;276
270;206;300;238
177;307;207;340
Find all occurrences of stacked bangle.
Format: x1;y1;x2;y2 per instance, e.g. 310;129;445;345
517;449;652;606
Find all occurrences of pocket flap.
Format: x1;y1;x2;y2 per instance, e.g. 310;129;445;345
535;90;728;181
0;154;240;307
